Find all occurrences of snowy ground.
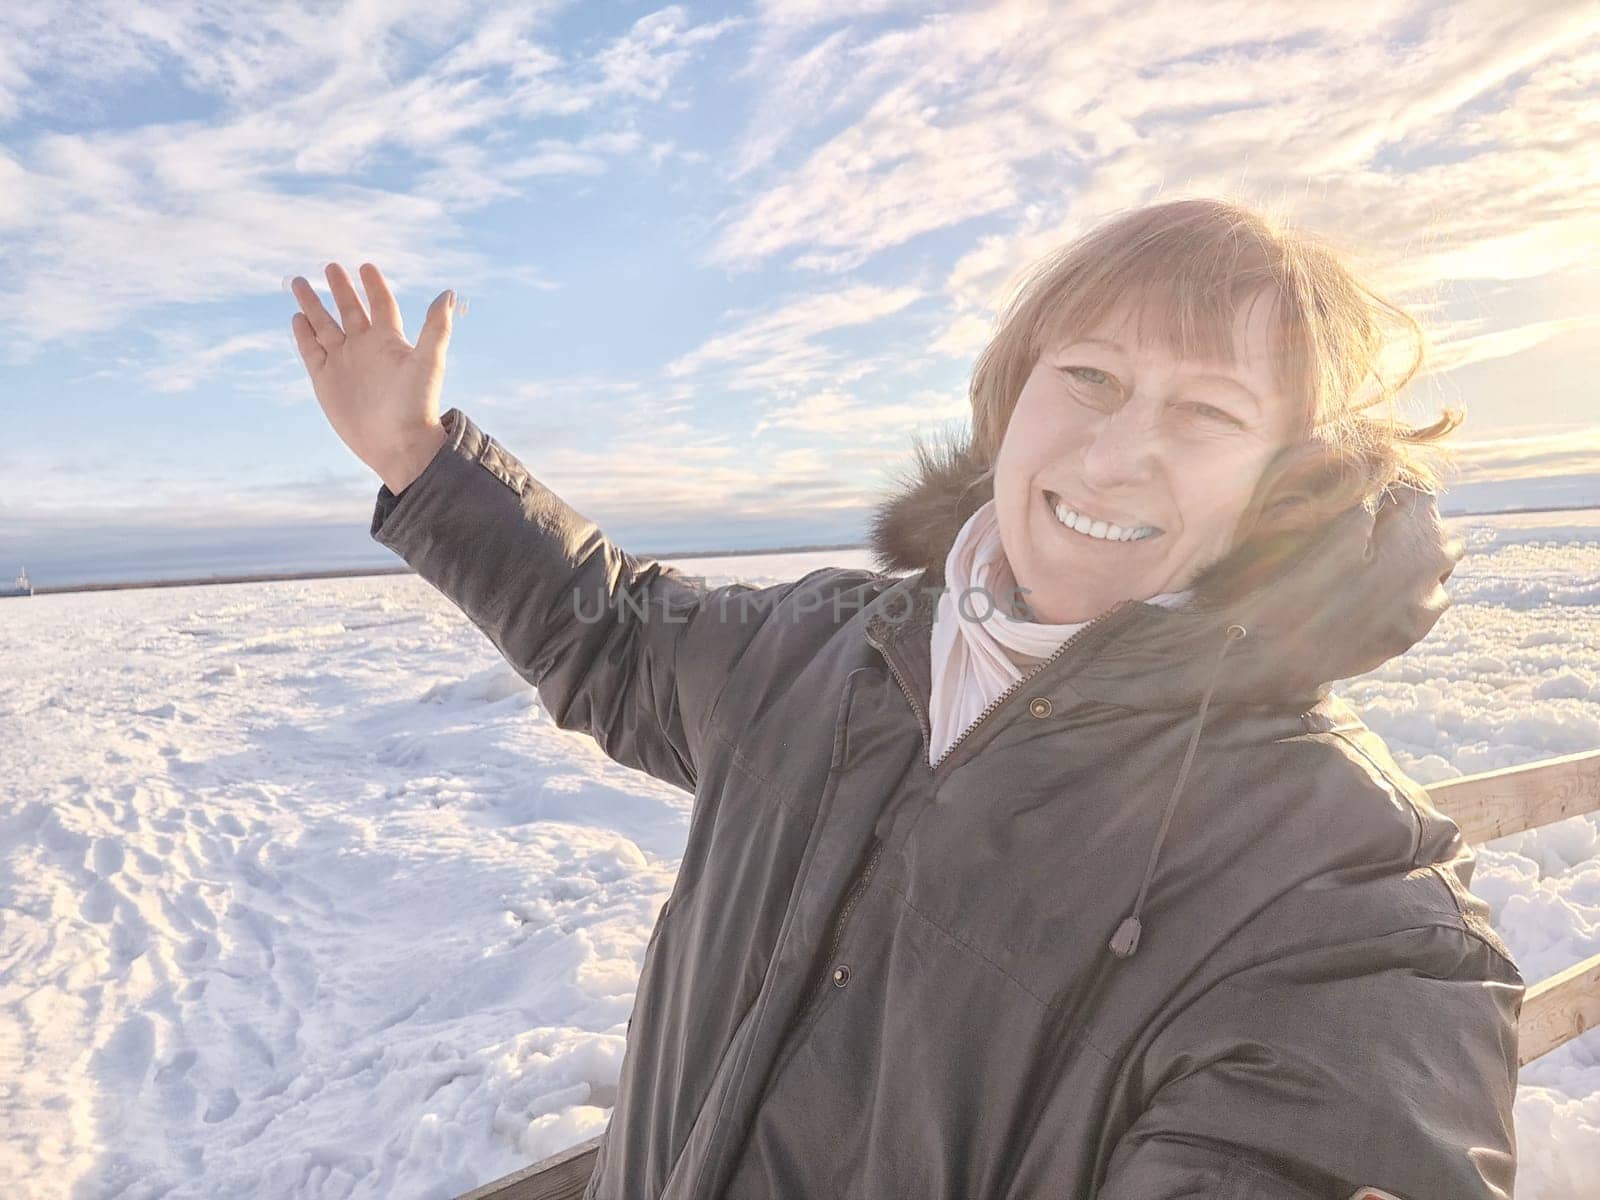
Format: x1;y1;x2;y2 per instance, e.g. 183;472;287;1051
1;517;1596;1199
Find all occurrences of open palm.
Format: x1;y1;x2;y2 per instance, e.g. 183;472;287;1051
290;262;454;492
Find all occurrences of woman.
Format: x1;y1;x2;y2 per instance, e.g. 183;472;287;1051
290;197;1523;1199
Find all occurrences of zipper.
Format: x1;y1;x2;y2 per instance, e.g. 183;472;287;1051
870;629;935;767
780;598;1138;1028
789;839;886;1031
869;596;1142;783
775;599;1141;1077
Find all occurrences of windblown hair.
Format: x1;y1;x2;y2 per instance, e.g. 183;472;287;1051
955;194;1463;602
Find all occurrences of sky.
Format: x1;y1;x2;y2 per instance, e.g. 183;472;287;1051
0;0;1597;588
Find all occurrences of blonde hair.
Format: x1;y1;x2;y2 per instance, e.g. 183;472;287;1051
961;195;1463;600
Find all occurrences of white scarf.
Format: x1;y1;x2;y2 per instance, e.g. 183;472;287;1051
928;499;1191;767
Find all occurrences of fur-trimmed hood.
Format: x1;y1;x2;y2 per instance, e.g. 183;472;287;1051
864;428;1465;709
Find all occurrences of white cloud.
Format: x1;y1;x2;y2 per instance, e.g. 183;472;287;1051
0;1;725;356
134;330;286;395
724;26;860;181
595;7;744;103
752;387;968;441
1427;316;1600;378
704;0;1597;385
1447;424;1600;484
664;284;924;392
753;0;935;33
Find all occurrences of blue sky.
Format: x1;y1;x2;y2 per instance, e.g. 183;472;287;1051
1;0;1597;587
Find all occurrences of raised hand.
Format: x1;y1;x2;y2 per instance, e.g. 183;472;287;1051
290;262;454;494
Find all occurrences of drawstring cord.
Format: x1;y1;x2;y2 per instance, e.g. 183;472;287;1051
1108;621;1248;959
973;618;1252;1200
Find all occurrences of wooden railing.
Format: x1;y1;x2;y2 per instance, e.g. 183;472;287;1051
456;1136;601;1200
1426;747;1600;1066
460;747;1600;1200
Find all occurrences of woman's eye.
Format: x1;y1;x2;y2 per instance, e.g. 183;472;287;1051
1184;401;1244;428
1065;366;1114;388
1060;368;1243;429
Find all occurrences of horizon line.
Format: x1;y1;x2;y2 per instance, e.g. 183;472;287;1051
9;540;876;597
6;501;1598;597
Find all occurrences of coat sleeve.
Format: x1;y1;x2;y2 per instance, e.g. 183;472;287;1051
369;406;810;794
1094;923;1524;1200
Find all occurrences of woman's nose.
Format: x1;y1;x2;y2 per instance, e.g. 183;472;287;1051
1078;398;1155;488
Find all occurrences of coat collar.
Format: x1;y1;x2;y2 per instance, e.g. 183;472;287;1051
861;431;1465;714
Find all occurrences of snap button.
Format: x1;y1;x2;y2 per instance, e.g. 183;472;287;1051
832;965;850;987
1028;696;1053;718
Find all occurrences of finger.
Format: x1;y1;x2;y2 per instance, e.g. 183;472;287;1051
325;262;371;335
359;262;403;334
291;313;326;370
290;276;344;347
415;289;455;363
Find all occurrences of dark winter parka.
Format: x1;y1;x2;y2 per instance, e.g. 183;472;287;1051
372;407;1524;1200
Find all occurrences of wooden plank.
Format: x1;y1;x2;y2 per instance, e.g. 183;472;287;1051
456;1135;600;1200
1519;949;1600;1067
1426;748;1600;844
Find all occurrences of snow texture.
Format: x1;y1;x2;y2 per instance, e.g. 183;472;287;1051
1;519;1597;1198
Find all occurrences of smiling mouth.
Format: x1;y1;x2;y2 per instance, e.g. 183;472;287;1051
1042;491;1164;544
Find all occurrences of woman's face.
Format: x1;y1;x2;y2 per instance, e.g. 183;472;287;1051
993;287;1300;624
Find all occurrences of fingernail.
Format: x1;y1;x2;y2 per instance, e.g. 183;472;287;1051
446;290;456;308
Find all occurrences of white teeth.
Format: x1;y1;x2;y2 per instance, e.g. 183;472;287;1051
1051;501;1158;542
